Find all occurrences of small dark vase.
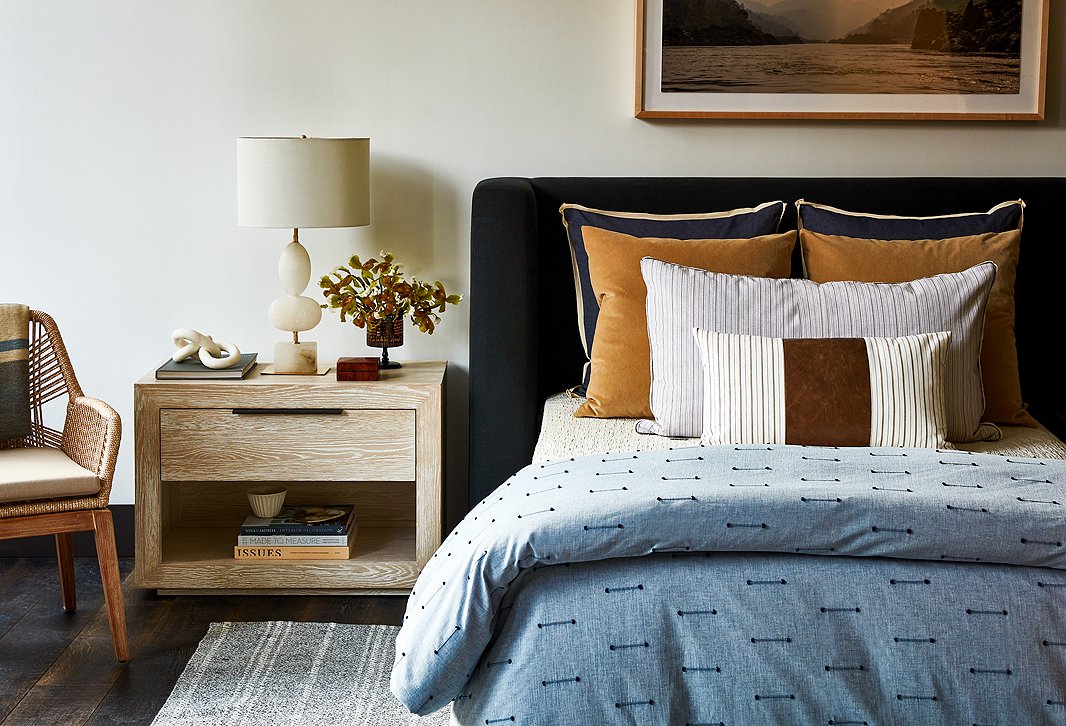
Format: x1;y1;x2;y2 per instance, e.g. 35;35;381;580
366;316;403;369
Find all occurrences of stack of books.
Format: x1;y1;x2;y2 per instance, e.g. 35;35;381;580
234;505;357;560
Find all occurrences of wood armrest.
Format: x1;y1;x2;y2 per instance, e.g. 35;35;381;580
62;396;122;501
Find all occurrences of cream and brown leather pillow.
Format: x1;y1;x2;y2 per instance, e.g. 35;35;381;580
574;227;795;419
693;329;951;449
800;229;1032;427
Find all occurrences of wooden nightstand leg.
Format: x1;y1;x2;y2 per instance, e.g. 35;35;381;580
55;532;76;611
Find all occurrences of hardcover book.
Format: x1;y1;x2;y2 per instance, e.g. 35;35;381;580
155;353;258;380
236;525;358;548
233;543;353;560
239;505;356;536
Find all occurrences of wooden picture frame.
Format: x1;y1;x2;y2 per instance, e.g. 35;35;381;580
636;0;1048;120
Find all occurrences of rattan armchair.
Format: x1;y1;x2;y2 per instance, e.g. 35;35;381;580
0;310;128;661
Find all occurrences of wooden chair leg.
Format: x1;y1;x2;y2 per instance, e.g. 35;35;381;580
92;509;129;662
55;533;77;611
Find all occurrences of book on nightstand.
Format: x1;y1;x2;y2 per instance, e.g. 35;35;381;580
239;505;355;536
236;531;355;547
155;353;258;380
233;543;355;560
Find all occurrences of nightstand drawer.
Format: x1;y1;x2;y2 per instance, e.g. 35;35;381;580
159;408;416;482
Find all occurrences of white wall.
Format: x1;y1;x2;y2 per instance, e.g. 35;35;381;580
2;1;1064;521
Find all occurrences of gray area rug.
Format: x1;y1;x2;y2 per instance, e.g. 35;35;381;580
152;621;452;726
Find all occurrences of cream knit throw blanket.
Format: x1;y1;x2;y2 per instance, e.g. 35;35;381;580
0;304;31;441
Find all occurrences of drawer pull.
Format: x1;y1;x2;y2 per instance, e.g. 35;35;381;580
232;408;345;415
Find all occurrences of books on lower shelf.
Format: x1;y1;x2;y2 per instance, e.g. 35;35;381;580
237;532;352;546
155;353;258;379
233;543;355;560
236;505;357;560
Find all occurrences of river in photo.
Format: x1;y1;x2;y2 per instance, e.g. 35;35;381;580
662;44;1020;94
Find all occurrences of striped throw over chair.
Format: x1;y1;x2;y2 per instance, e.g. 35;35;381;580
0;309;128;661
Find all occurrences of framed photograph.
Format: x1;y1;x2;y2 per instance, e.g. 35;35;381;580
636;0;1048;120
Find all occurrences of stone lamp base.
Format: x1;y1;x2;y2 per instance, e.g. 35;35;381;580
273;341;318;374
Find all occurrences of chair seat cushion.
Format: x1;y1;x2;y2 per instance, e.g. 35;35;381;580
0;447;101;504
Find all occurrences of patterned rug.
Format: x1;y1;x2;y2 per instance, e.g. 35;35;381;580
151;621;452;725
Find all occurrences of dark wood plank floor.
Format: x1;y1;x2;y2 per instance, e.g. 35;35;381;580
0;558;407;725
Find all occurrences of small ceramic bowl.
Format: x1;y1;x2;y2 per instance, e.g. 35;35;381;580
247;486;287;518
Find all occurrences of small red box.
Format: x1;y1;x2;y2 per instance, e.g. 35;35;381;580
336;356;380;381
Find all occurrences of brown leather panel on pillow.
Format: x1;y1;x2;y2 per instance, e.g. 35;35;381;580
576;227;795;419
800;229;1033;427
782;337;872;446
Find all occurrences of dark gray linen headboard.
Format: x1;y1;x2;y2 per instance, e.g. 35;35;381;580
469;177;1066;509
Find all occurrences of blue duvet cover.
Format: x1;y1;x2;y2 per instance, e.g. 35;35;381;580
391;445;1066;724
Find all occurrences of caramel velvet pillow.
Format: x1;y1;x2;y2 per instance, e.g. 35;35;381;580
561;201;787;395
575;227;796;419
800;229;1033;427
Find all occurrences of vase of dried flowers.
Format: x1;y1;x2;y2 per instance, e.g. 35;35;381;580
365;316;404;368
320;251;461;369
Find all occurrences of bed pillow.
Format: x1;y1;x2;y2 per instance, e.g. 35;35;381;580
796;199;1024;240
694;329;951;449
574;227;796;419
638;259;997;443
560;201;787;394
801;229;1033;428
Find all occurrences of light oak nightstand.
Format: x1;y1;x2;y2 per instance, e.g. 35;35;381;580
134;360;444;595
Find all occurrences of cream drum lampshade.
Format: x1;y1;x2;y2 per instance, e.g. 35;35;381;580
237;137;370;374
237;137;370;229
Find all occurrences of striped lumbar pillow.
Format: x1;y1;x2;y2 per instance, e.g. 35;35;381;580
693;329;951;448
638;259;997;443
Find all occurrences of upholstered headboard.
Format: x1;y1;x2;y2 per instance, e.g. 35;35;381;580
469;177;1066;508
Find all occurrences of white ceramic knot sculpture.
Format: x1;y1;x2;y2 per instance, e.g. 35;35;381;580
171;328;242;369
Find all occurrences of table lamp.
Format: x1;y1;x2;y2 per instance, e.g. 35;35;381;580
237;136;370;373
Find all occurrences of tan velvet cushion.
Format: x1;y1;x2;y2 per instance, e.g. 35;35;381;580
800;229;1033;427
0;447;101;504
575;227;796;419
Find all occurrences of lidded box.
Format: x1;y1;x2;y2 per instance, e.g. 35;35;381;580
336;356;380;381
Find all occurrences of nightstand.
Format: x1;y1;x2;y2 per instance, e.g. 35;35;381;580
133;360;445;595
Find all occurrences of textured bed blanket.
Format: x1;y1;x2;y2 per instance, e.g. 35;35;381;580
391;444;1066;719
0;304;31;441
452;549;1066;725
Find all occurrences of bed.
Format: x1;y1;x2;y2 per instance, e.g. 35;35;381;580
394;177;1066;724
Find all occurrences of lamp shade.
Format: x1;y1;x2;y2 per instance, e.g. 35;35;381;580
237;137;370;229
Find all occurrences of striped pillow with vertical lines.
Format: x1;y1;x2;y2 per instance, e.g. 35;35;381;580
693;329;951;448
638;259;998;443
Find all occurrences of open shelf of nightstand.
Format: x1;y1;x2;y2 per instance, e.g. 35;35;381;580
154;526;419;593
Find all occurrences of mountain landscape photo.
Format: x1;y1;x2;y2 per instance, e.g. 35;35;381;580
659;0;1024;94
662;0;1022;51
